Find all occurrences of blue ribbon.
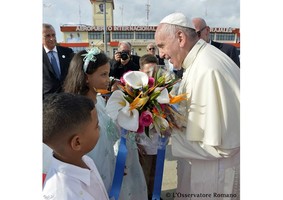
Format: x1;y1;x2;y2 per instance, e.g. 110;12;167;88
152;136;168;200
109;128;128;200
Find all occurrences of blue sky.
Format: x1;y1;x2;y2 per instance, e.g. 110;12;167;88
43;0;240;42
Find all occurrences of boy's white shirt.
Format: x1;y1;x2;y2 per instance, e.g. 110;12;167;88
43;155;109;200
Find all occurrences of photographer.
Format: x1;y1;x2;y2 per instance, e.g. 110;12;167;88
110;41;140;79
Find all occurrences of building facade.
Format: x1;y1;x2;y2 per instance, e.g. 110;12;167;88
59;0;240;58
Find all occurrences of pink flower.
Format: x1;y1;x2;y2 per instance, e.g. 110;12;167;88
120;76;125;85
139;110;153;127
120;70;132;85
136;124;144;133
148;77;155;88
159;104;166;110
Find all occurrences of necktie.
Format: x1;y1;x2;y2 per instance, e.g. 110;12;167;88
49;51;60;79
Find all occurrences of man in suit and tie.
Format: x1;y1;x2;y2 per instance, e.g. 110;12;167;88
192;17;240;68
42;23;74;99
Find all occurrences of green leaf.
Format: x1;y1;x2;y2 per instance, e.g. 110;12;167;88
145;126;150;137
124;95;133;103
149;91;161;101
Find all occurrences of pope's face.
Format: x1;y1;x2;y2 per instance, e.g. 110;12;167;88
155;25;184;68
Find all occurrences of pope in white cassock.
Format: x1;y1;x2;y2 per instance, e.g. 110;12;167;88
155;12;240;200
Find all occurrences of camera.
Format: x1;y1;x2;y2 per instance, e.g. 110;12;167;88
118;51;130;60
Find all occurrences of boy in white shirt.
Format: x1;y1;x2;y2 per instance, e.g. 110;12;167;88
43;93;109;200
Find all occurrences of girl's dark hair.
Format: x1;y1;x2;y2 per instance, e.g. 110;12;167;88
63;49;110;95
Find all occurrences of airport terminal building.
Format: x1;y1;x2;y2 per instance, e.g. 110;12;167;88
58;0;240;58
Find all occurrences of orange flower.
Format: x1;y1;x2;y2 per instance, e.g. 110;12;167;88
129;93;149;110
169;93;187;104
116;84;135;97
152;107;166;118
96;89;111;94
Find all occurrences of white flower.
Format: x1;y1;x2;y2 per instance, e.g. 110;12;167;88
105;90;139;131
153;115;169;134
155;87;170;104
123;71;149;89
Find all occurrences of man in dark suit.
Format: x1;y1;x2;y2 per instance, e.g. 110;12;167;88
42;23;74;99
192;17;240;68
210;40;240;67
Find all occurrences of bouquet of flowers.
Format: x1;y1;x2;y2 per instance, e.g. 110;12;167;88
106;65;187;200
105;65;187;138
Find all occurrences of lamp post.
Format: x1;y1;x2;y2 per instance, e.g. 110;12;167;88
103;0;107;54
90;0;108;54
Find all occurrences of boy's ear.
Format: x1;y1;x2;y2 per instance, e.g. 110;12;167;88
70;135;82;151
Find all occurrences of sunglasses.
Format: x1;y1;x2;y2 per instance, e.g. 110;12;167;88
196;26;207;37
148;48;155;51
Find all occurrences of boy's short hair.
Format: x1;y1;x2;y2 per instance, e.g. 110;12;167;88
43;93;95;145
139;54;158;69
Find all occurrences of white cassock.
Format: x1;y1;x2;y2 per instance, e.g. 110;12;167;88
172;39;240;200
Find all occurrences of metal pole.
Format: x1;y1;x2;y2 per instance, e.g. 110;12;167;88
103;0;107;54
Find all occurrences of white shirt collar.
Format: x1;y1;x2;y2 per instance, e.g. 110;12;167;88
51;155;94;186
44;46;58;54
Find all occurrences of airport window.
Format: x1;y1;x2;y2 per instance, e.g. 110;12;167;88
135;31;155;39
71;47;87;53
210;33;215;41
102;32;111;42
89;32;102;39
216;33;235;41
112;32;134;39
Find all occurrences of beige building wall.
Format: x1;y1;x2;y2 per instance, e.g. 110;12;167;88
90;0;114;26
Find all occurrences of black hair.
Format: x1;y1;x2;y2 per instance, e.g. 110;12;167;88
63;49;110;95
43;93;95;144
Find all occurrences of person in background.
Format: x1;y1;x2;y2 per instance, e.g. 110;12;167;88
110;41;140;79
170;61;184;79
127;41;141;66
77;32;82;42
146;42;165;65
155;12;240;200
42;92;109;200
192;17;240;68
137;54;161;200
139;53;158;75
42;23;74;99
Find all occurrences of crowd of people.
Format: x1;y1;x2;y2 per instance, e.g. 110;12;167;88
43;12;240;200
